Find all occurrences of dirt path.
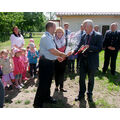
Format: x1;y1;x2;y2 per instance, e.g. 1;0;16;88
4;72;120;108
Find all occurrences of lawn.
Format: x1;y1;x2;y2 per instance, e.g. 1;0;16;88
1;34;120;108
0;33;42;51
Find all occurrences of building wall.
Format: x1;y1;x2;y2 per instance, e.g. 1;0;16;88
59;15;120;32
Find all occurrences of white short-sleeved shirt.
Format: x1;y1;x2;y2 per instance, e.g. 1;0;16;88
40;32;57;60
10;34;25;48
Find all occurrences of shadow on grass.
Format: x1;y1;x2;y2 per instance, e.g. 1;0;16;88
95;69;120;86
5;89;20;104
65;70;79;80
44;90;73;108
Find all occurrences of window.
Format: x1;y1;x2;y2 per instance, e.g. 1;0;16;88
102;25;110;36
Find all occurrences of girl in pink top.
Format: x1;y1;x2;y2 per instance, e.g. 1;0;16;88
13;48;24;89
21;48;28;81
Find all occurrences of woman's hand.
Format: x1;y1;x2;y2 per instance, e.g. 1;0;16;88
67;51;74;57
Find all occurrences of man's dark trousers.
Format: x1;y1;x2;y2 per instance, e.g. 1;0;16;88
34;59;55;107
103;49;118;74
78;57;96;98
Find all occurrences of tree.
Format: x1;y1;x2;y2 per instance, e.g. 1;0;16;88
0;12;24;33
22;12;46;32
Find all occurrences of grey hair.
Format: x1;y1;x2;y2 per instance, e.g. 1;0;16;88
110;22;118;27
82;19;94;27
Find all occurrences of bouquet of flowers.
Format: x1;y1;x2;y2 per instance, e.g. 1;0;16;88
74;45;88;55
65;32;80;54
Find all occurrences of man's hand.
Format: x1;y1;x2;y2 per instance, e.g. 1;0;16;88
84;45;89;49
57;57;64;62
60;52;67;59
108;46;115;50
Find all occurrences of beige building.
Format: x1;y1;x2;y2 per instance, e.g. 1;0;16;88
56;12;120;35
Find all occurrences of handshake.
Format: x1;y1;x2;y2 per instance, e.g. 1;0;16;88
57;45;89;62
57;51;73;62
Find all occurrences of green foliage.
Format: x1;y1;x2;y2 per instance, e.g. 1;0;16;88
0;12;46;42
21;12;46;33
0;12;24;33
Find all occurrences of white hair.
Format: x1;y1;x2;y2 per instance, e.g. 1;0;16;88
110;22;118;27
82;19;94;27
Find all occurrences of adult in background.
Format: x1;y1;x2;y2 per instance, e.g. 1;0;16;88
76;24;85;73
33;21;68;108
103;23;120;75
54;27;67;92
10;26;25;49
64;23;75;72
64;22;71;40
94;25;101;70
0;79;4;108
73;19;103;102
94;25;100;32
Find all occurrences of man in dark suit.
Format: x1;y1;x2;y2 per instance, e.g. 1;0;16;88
103;23;120;75
73;19;103;102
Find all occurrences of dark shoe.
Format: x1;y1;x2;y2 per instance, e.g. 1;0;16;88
87;96;93;102
45;97;57;104
8;85;13;90
102;69;106;74
111;72;115;76
75;95;85;101
60;88;67;92
34;75;37;78
33;103;43;108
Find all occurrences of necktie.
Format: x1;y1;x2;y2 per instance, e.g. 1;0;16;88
65;30;68;37
86;34;90;45
81;31;83;35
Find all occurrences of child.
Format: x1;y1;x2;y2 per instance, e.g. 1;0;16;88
29;38;34;43
28;43;39;79
13;48;24;89
21;48;28;81
0;50;14;89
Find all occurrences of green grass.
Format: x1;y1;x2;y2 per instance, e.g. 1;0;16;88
15;100;23;104
0;33;42;51
24;90;29;93
31;88;37;93
95;99;115;108
24;100;31;105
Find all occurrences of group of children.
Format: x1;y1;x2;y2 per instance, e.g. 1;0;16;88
0;39;39;90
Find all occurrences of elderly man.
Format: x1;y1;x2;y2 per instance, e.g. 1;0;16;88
94;25;100;32
33;21;67;108
103;23;120;75
73;19;103;102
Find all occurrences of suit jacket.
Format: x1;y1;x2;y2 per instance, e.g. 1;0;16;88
103;30;120;51
74;31;103;70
